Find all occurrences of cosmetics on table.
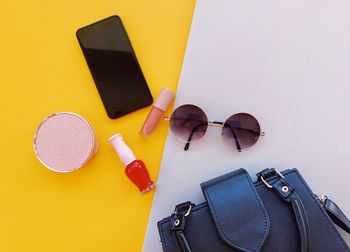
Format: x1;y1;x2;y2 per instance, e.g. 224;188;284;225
140;87;174;137
109;133;155;193
34;112;98;173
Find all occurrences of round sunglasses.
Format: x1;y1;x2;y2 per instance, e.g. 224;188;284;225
164;104;265;151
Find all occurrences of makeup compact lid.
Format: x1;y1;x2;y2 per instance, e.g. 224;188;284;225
153;88;174;112
34;112;96;173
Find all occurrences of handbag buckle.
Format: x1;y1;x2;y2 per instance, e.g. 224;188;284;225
171;201;194;231
259;169;285;189
318;194;328;204
174;201;193;217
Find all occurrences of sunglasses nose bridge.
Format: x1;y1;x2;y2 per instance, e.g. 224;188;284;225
208;121;224;127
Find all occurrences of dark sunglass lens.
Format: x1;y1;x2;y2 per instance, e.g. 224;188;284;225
222;113;261;151
169;104;208;142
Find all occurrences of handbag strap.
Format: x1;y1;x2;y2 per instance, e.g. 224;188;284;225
258;169;311;252
170;201;194;252
322;196;350;233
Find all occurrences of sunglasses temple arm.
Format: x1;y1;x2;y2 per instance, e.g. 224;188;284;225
229;126;242;152
184;127;197;151
184;122;207;151
234;127;264;135
184;142;191;151
184;133;194;151
211;121;263;135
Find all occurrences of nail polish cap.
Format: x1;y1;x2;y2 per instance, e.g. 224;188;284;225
153;88;174;112
109;133;136;166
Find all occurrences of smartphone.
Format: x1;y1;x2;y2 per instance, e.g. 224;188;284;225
76;16;153;119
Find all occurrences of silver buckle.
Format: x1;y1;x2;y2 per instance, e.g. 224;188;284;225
319;194;328;204
260;170;285;189
184;204;192;217
174;203;193;217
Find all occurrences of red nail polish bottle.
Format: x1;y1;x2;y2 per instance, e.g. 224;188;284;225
109;133;155;193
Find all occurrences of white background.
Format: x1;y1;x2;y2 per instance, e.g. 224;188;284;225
143;0;350;251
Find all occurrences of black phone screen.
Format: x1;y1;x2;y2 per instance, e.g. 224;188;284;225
76;16;153;119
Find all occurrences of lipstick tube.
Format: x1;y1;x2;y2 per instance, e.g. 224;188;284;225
109;133;155;193
140;88;174;137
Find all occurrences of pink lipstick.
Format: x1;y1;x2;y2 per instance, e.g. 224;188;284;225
140;88;174;136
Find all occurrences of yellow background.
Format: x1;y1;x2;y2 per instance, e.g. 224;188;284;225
0;1;195;251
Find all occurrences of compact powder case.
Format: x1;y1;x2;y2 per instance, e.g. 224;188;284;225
34;112;98;173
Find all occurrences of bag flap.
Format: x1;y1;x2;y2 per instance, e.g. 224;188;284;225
201;169;270;252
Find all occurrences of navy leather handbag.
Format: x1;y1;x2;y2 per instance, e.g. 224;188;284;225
158;168;350;252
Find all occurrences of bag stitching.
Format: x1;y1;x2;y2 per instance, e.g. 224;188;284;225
158;221;169;251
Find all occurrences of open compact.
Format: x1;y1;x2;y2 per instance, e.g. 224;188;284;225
34;112;98;173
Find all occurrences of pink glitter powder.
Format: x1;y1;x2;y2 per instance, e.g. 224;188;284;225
34;112;98;173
